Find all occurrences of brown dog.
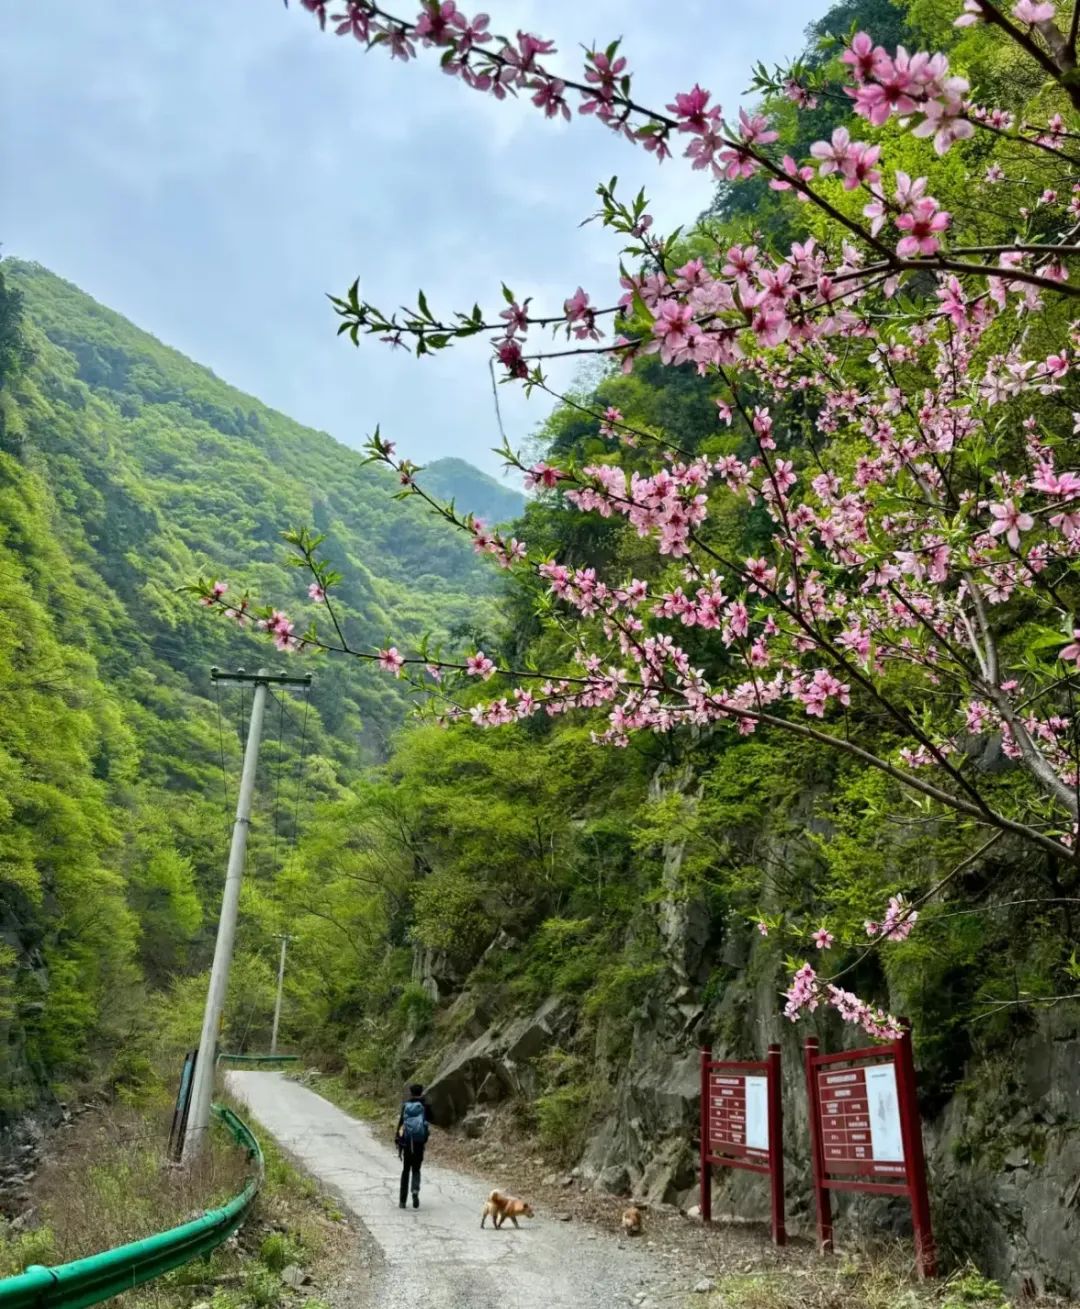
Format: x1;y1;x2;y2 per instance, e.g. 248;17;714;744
622;1206;643;1236
481;1189;535;1229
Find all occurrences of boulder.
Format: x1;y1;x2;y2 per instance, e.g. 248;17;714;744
423;995;575;1127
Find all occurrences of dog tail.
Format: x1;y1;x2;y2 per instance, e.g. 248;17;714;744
488;1189;501;1203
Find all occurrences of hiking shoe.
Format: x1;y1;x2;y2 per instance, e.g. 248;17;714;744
412;1194;420;1208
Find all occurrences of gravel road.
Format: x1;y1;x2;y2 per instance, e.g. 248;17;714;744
226;1071;672;1309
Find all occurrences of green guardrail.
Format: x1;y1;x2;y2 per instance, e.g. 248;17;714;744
216;1054;299;1065
0;1105;263;1309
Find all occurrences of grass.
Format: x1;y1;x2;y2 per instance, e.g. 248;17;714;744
0;1090;349;1309
288;1070;385;1127
695;1252;1025;1309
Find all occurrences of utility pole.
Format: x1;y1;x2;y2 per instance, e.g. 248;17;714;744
183;667;312;1163
270;933;293;1055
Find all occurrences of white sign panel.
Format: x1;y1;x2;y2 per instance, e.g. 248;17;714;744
744;1074;769;1152
865;1063;904;1163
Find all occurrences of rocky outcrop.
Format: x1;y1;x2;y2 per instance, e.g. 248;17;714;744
423;996;576;1128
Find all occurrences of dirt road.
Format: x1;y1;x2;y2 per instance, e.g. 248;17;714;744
226;1071;673;1309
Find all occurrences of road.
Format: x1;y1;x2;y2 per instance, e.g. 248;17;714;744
225;1071;668;1309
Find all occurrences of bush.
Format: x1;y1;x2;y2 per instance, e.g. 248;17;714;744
242;1266;282;1309
397;982;435;1036
535;1084;591;1163
0;1224;57;1275
258;1232;306;1273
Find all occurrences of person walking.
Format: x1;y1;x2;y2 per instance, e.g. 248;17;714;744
396;1082;431;1209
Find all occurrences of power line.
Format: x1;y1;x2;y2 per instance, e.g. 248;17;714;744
291;686;313;844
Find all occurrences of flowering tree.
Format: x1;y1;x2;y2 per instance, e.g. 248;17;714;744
195;0;1080;1036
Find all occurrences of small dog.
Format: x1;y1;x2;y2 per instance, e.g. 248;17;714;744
621;1206;643;1236
481;1189;535;1229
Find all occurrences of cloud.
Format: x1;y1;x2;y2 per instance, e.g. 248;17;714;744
1;0;812;483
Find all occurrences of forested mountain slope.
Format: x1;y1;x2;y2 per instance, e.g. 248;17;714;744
0;257;500;1121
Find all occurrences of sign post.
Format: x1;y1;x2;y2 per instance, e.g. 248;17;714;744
699;1044;785;1245
804;1024;935;1278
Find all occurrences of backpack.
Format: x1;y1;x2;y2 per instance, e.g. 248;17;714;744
402;1099;429;1145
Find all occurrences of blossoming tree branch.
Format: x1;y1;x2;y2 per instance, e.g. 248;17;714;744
192;0;1080;1036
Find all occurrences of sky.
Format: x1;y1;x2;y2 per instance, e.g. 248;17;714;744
1;1;812;483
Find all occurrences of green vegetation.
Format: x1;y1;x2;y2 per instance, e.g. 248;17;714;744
0;1097;343;1309
2;0;1079;1297
0;255;502;1115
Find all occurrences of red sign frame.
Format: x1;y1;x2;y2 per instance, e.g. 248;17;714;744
699;1044;785;1245
804;1026;935;1278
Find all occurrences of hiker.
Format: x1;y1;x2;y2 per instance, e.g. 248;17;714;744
396;1081;431;1209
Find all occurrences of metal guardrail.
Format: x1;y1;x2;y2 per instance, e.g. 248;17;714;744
0;1105;263;1309
216;1054;299;1065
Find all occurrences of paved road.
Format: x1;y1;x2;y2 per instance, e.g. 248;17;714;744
226;1072;667;1309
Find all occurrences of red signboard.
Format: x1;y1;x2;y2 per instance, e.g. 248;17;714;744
699;1044;784;1245
804;1027;935;1278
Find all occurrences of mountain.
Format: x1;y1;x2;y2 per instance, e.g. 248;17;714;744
0;256;503;1111
421;458;524;525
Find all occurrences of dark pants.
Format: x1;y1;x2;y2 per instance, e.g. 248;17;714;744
399;1141;424;1203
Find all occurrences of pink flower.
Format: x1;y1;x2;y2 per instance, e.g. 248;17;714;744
756;921;769;937
500;300;530;336
496;336;528;379
563;286;599;339
308;582;326;601
414;1;461;46
531;76;570;121
841;32;878;83
525;462;563;490
666;84;720;134
1012;0;1055;21
988;499;1034;549
810;127;853;176
1059;629;1080;664
895;198;951;257
378;646;405;676
813;929;835;950
466;651;497;679
201;580;228;607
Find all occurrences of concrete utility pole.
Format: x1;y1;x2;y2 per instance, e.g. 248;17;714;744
183;667;311;1163
270;933;293;1055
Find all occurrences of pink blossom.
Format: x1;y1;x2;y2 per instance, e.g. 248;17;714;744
813;928;835;950
841;32;878;83
1012;0;1055;21
525;461;562;490
1059;630;1080;664
665;84;720;134
500;301;530;336
378;646;405;676
307;581;326;601
414;1;461;46
466;651;497;679
988;499;1034;549
895;198;951;257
